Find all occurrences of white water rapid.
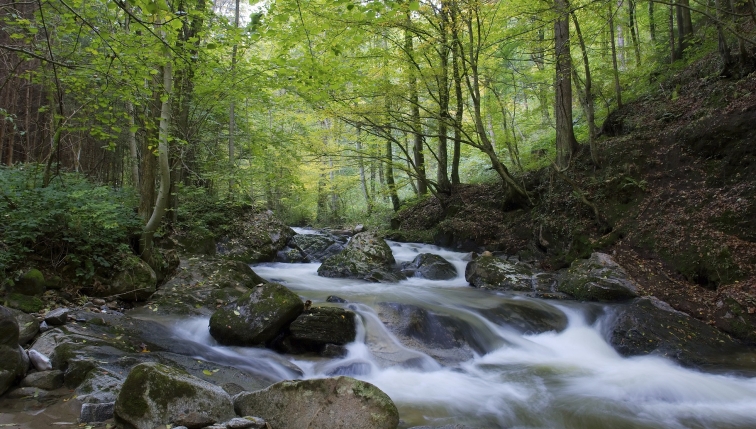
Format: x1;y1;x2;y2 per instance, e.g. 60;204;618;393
168;234;756;429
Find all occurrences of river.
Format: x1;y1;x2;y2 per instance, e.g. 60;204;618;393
165;233;756;429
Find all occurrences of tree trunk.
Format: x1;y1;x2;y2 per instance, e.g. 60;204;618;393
142;61;173;257
228;0;240;194
128;103;140;187
356;125;372;216
451;29;463;186
609;2;623;107
436;5;451;195
385;139;400;211
404;16;427;196
649;1;657;42
554;0;578;169
629;0;642;65
571;11;599;167
669;5;676;62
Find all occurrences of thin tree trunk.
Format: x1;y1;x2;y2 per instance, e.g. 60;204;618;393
571;11;599;166
228;0;240;194
669;5;677;62
142;61;173;256
436;4;451;194
629;0;642;65
356;125;372;216
128;102;140;187
649;1;657;42
609;2;623;107
451;28;463;186
404;18;427;196
385;139;400;211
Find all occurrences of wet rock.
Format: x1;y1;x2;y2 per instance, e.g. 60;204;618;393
234;376;398;429
0;344;27;396
377;303;477;365
478;299;568;334
558;253;638;302
150;247;181;284
44;307;70;326
0;305;20;346
465;255;534;291
150;258;269;316
216;210;295;263
226;416;266;429
80;402;115;423
38;321;50;333
318;232;405;283
64;358;97;388
3;386;52;399
209;283;304;346
94;254;157;302
324;361;372;377
287;233;346;262
281;307;357;354
327;295;347;303
609;297;751;369
401;253;457;280
9;308;40;345
114;362;235;429
28;349;52;371
321;343;348;358
174;410;216;428
76;369;123;404
19;369;64;390
14;268;46;296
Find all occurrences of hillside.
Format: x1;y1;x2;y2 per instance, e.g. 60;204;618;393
389;54;756;344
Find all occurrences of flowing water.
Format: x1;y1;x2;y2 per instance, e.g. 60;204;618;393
164;233;756;429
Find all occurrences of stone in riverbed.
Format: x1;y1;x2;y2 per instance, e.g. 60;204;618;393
558;252;638;302
609;297;752;369
317;232;405;283
278;306;357;354
44;307;70;326
234;376;399;429
19;369;64;390
465;255;533;291
80;402;115;423
401;253;457;280
9;308;40;345
209;283;303;346
114;362;235;429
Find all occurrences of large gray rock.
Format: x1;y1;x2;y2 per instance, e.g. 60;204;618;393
0;344;27;396
150;258;269;316
0;305;20;347
44;307;70;326
558;253;638;302
216;210;296;263
209;283;304;346
234;376;399;429
0;306;26;395
278;307;356;354
9;308;40;345
609;297;752;369
94;254;157;302
285;233;345;262
478;298;568;334
19;369;64;390
114;362;235;429
317;232;405;282
465;255;533;291
402;253;457;280
80;402;115;423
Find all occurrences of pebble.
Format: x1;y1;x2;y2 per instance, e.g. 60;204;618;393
226;417;266;429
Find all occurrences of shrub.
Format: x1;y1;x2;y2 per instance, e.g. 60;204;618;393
0;166;142;278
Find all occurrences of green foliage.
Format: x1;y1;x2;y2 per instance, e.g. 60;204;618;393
175;186;263;238
0;166;141;278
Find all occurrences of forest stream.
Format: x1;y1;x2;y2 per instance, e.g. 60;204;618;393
130;230;756;429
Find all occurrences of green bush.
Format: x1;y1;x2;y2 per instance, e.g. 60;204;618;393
0;166;142;278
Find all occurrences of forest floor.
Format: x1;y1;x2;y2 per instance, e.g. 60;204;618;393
389;53;756;345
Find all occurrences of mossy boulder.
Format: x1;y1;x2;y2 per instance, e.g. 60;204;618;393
401;253;457;280
558;253;638;302
464;255;534;291
478;298;569;334
277;306;357;354
93;254;157;302
317;232;405;282
150;258;269;316
216;210;296;263
209;283;303;346
609;297;752;369
0;305;19;347
234;376;399;429
13;268;46;296
114;362;235;429
5;292;45;313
